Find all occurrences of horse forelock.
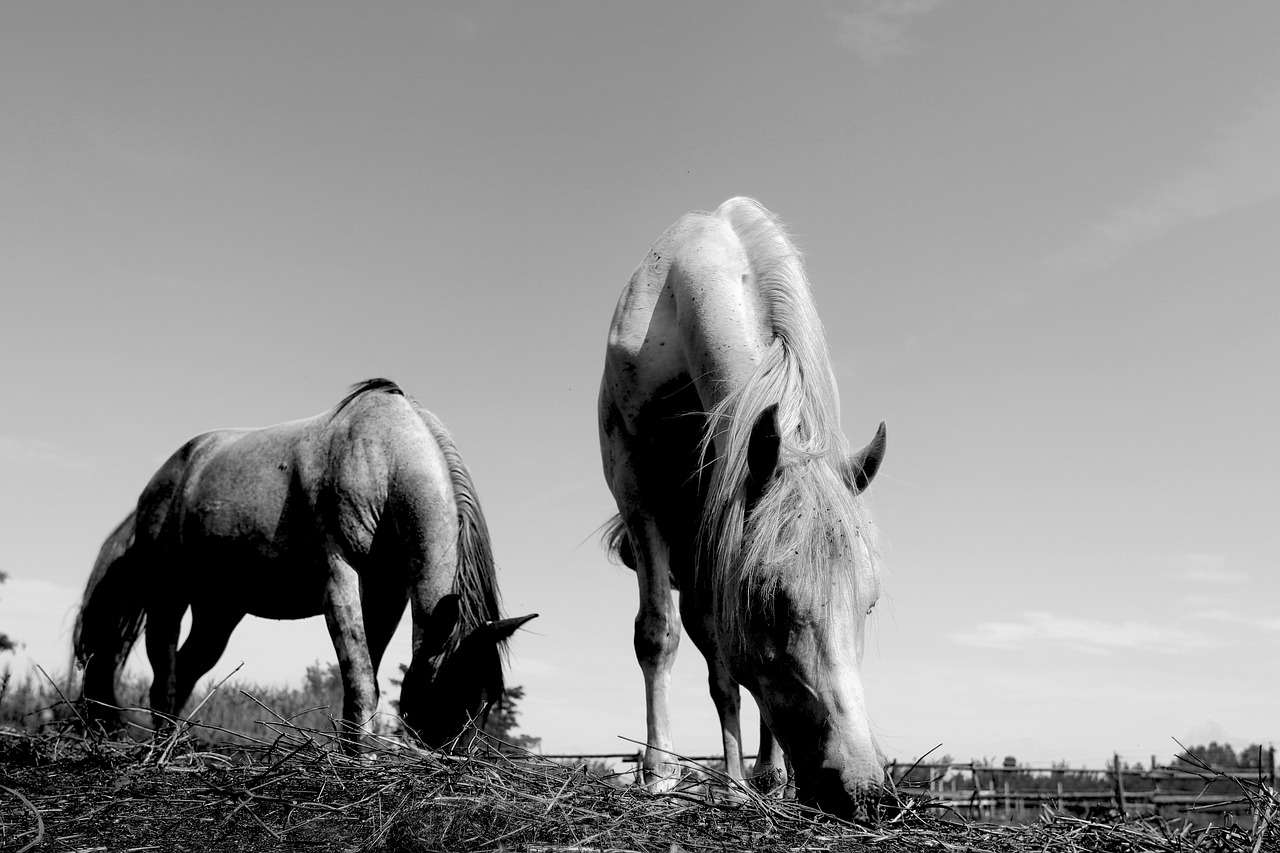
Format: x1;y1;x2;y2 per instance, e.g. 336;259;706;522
727;458;879;641
696;198;877;644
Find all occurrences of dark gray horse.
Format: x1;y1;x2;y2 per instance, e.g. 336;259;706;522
74;379;534;746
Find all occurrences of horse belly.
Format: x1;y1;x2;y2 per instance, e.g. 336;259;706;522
189;535;327;620
179;449;329;619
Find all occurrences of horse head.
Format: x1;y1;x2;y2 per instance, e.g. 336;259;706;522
399;593;537;748
729;406;887;815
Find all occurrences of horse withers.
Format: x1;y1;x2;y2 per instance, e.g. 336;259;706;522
73;378;535;748
599;198;888;816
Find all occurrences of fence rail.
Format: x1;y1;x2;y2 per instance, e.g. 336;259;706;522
888;750;1276;824
537;748;1276;825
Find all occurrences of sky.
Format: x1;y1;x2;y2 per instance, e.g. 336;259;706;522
2;2;1277;771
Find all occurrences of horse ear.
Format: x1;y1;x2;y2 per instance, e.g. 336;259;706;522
485;613;537;643
746;404;781;506
424;593;463;650
845;421;886;494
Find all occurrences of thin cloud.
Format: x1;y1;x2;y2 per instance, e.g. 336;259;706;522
1176;553;1248;585
1046;84;1280;281
833;0;953;65
949;611;1218;655
0;435;94;473
1184;609;1280;634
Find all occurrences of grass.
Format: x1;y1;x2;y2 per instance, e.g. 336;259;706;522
1;707;1277;852
0;661;350;746
1;670;1276;852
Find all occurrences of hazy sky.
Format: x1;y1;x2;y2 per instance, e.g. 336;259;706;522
2;2;1277;769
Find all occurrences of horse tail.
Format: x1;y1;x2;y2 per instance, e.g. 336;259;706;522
415;408;503;638
72;510;145;709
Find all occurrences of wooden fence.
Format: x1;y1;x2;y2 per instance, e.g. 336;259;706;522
889;750;1277;824
538;749;1277;825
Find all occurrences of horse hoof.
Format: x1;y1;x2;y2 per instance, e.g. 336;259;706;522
641;766;682;793
717;783;752;805
750;765;788;796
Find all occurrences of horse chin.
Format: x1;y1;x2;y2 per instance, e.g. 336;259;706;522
777;716;884;820
404;710;469;750
792;761;884;821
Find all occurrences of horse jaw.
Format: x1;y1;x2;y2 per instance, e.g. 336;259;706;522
738;604;882;817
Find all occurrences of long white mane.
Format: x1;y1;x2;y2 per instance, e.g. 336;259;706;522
697;198;880;643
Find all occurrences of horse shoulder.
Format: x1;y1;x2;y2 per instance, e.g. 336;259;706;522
665;216;771;398
605;221;718;429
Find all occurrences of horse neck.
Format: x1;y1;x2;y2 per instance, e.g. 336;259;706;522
411;403;503;635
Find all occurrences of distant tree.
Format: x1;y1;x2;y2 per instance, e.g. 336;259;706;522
481;685;541;752
1177;741;1247;770
0;571;15;654
183;660;352;745
300;660;344;710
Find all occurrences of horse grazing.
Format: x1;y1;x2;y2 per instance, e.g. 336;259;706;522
74;379;535;747
599;198;888;815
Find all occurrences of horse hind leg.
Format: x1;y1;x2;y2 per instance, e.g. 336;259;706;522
173;604;245;714
144;600;184;721
629;515;683;791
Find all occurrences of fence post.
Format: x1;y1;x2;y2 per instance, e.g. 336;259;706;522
1112;753;1127;814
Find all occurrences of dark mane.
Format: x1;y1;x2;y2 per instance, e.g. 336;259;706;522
412;406;504;633
332;378;404;418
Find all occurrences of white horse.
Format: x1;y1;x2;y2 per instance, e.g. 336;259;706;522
599;198;887;815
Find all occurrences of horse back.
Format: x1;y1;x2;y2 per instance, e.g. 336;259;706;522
136;393;453;575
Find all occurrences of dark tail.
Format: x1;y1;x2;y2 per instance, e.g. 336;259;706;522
72;510;145;709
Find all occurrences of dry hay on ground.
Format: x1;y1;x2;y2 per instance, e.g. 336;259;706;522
0;713;1275;853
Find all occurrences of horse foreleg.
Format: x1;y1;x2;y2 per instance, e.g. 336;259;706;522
752;712;790;795
631;517;681;790
173;605;244;712
361;581;408;678
681;606;746;790
322;554;379;751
